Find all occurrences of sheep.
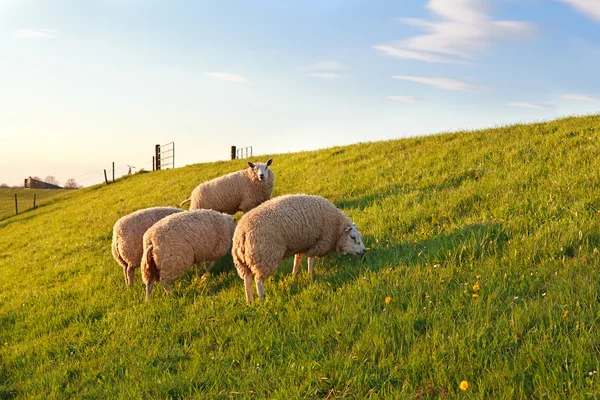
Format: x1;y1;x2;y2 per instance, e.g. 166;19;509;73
232;194;366;303
141;209;237;300
179;159;274;214
111;207;184;287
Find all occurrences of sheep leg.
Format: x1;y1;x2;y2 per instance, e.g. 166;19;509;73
292;254;304;275
201;261;215;281
256;277;265;302
244;270;254;303
307;257;315;275
126;267;135;286
122;266;129;286
161;281;172;295
145;278;155;301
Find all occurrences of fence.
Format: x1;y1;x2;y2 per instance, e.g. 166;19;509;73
0;190;68;220
233;146;253;160
155;142;175;170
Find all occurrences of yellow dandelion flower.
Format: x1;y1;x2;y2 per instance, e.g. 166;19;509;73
336;330;342;336
459;380;469;391
476;275;481;279
385;296;391;304
563;310;569;318
394;365;399;372
365;247;371;251
473;284;480;291
472;294;479;299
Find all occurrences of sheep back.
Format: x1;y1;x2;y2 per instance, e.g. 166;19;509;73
232;194;351;280
111;206;184;270
141;209;237;284
188;167;274;214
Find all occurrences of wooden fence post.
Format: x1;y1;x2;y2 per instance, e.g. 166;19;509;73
152;156;155;171
104;170;108;184
231;146;236;160
155;144;161;170
112;162;115;182
15;194;18;215
33;193;37;208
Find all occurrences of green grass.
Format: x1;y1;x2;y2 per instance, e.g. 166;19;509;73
1;115;600;398
0;188;70;221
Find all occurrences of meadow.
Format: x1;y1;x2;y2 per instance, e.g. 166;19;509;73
1;115;599;398
0;188;69;221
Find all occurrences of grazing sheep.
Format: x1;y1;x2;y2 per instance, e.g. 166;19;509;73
141;209;237;300
232;194;366;303
179;159;274;214
111;207;184;286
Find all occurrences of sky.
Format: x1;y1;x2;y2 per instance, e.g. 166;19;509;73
1;0;599;187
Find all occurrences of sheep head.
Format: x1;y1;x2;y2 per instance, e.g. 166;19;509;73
247;159;273;182
337;223;366;255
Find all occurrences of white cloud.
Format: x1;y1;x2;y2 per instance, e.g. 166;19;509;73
308;73;351;79
509;102;552;109
305;61;348;70
392;75;490;91
558;0;600;21
387;96;423;103
374;0;536;64
207;72;250;83
562;94;600;101
13;29;58;39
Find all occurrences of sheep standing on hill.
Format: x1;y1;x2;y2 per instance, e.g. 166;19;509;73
111;207;184;286
141;209;237;300
232;194;367;303
179;159;274;214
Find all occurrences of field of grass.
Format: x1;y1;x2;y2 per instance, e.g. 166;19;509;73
1;115;600;398
0;188;70;221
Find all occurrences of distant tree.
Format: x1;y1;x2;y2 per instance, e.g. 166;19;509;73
0;183;8;188
31;176;42;181
44;176;60;186
64;178;81;189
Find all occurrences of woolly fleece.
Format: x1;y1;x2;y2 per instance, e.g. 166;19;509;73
232;194;355;280
111;206;184;286
141;209;237;295
181;162;274;214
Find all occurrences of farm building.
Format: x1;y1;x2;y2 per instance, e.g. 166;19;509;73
24;177;62;190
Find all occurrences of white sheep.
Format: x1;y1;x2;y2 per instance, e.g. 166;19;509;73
179;159;274;214
111;207;184;286
141;209;237;300
232;194;366;303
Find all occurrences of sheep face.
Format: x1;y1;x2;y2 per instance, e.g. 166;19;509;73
338;225;367;255
247;159;273;182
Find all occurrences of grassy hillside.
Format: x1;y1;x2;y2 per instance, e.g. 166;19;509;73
0;188;69;221
1;115;600;398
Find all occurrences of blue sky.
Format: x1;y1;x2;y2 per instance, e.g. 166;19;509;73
1;0;599;187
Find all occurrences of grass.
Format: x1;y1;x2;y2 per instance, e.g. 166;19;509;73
0;188;70;221
1;114;600;398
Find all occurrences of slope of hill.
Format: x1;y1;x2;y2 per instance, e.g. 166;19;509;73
1;115;599;398
0;188;69;221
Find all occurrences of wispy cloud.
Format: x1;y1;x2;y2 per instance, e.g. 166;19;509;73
557;0;600;21
562;94;600;101
393;75;490;91
207;72;250;83
305;61;348;70
308;73;351;79
387;96;423;103
374;0;536;64
13;29;58;39
509;101;553;109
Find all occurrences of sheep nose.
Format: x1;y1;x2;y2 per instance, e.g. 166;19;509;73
259;174;265;180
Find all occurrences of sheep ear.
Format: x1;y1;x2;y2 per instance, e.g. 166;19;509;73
266;159;273;167
344;226;352;232
248;162;255;168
